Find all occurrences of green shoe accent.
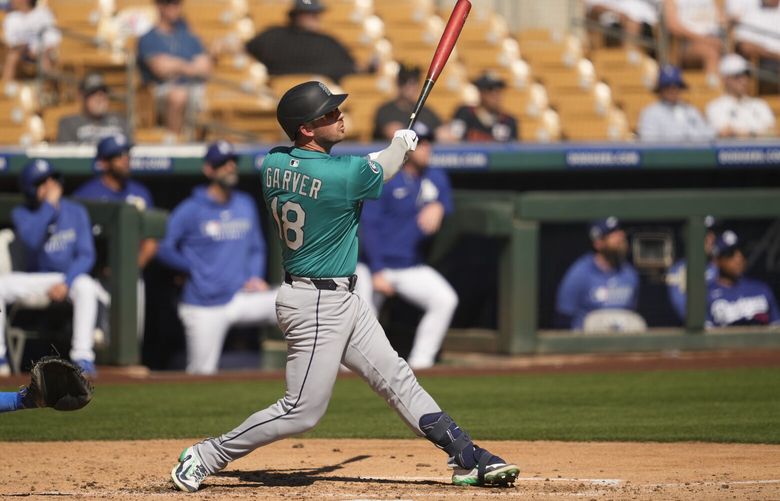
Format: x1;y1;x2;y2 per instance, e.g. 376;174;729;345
452;475;480;486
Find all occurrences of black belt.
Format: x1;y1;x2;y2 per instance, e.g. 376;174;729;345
284;272;357;292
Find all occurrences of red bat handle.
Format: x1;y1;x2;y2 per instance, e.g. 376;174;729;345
408;0;472;129
427;0;472;82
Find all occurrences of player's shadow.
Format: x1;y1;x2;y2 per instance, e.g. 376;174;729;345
212;454;443;489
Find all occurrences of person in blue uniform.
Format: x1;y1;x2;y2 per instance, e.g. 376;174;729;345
0;160;100;376
706;230;780;328
356;129;458;369
555;217;641;331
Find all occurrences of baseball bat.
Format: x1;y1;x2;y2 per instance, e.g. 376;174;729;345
407;0;472;129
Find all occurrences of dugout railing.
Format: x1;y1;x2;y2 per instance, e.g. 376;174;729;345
438;188;780;355
0;195;167;367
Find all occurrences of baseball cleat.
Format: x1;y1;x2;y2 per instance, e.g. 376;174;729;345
171;447;208;492
449;448;520;487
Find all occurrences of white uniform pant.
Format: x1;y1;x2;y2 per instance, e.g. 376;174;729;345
355;263;458;369
178;289;278;375
0;272;99;362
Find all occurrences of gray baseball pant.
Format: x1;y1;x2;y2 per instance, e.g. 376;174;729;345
194;277;442;474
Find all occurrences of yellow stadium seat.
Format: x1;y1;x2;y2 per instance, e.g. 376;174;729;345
133;127;184;144
519;108;561;142
374;0;434;24
248;1;289;31
42;102;81;142
267;74;339;99
764;95;780;117
614;91;656;131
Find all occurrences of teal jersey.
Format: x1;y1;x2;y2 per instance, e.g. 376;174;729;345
261;146;384;277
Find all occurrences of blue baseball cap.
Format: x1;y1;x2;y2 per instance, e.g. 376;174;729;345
205;140;239;167
589;217;621;240
96;133;132;160
655;64;688;92
19;159;62;200
712;230;740;257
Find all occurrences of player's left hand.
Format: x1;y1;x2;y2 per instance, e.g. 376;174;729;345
417;202;445;235
47;283;69;302
243;277;270;292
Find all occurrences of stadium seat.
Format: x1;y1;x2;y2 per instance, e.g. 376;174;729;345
267;74;340;99
764;95;780;117
42;102;81;142
373;0;435;24
247;0;289;31
519;108;561;142
614;91;656;132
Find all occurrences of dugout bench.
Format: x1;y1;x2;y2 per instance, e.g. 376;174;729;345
0;195;167;369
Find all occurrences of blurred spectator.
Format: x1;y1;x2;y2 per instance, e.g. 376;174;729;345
638;65;716;141
372;64;451;142
1;0;61;83
73;134;157;342
584;0;661;48
706;230;780;327
555;217;643;332
0;160;100;377
725;0;762;23
666;215;719;322
245;0;362;83
137;0;212;135
156;141;277;374
706;54;776;137
56;73;131;144
663;0;725;85
734;0;780;91
355;129;457;369
451;73;518;142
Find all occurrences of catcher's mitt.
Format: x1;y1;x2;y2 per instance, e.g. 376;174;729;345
22;357;94;411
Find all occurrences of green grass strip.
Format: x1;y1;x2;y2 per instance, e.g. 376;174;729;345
1;367;779;443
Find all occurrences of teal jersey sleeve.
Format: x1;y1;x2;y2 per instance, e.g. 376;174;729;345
346;156;384;201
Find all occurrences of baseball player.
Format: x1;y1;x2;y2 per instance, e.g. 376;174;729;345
706;230;780;327
73;133;158;339
170;81;520;492
555;217;641;330
0;160;100;377
355;129;458;369
156;141;277;375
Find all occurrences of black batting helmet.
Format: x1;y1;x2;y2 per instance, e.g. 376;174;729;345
276;81;348;140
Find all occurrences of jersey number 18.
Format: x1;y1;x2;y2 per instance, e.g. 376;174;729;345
270;197;306;250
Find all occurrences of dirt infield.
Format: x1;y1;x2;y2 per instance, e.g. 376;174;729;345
1;439;778;500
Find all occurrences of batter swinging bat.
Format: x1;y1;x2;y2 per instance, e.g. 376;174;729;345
407;0;472;129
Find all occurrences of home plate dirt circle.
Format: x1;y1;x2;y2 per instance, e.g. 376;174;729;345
1;439;778;500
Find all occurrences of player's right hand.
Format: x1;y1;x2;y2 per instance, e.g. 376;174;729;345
393;129;418;152
372;272;396;296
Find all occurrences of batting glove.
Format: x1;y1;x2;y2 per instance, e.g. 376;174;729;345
393;129;418;152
